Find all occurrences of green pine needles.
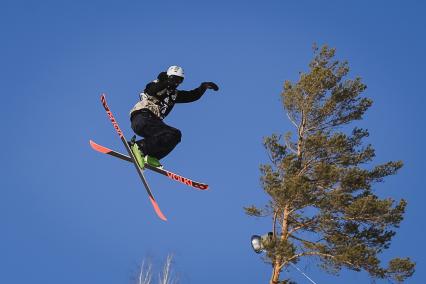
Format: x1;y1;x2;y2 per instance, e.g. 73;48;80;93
245;45;415;284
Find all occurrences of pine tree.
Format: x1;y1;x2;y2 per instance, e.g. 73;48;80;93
245;45;415;284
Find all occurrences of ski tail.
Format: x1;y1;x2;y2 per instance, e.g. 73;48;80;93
89;140;132;162
149;197;167;221
100;93;167;221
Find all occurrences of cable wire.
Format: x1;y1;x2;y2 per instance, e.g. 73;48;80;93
289;263;318;284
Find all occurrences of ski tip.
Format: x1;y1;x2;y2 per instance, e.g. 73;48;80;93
89;140;111;154
197;184;209;190
100;93;107;105
149;196;167;221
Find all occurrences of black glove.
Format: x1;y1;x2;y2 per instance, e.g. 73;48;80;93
200;82;219;91
157;71;168;81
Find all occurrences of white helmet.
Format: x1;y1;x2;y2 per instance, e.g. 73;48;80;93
167;65;185;78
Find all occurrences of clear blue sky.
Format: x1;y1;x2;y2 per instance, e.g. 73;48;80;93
1;0;425;283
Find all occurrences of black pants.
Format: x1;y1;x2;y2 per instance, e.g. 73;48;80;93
130;110;181;160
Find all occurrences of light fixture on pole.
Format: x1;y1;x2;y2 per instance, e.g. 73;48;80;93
250;232;273;254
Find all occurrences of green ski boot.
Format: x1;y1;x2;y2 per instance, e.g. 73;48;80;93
129;136;162;169
130;142;145;169
144;155;162;168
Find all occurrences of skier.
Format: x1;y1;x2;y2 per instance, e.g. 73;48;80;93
129;65;219;168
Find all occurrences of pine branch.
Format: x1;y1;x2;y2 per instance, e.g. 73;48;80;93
288;218;319;236
281;252;357;270
297;157;317;177
289;235;322;246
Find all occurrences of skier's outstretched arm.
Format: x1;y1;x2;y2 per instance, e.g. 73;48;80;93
176;82;219;103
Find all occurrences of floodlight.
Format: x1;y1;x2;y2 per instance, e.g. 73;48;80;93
250;232;273;254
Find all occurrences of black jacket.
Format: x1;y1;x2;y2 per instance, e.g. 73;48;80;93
142;78;208;119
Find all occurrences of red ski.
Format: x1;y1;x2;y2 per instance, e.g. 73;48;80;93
89;140;209;191
99;94;167;221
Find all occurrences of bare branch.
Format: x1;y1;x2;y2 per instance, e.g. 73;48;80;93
285;138;298;155
287;111;299;129
138;260;152;284
273;210;278;237
159;254;175;284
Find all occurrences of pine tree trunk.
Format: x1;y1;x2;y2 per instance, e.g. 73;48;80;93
269;206;290;284
270;261;281;284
